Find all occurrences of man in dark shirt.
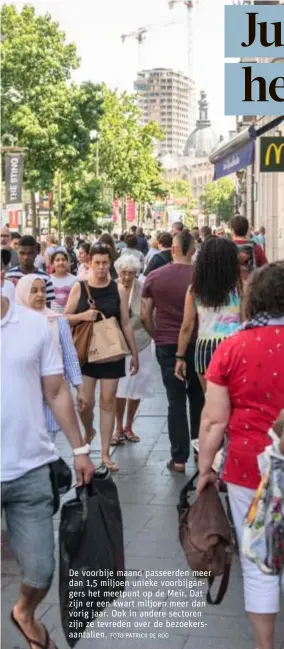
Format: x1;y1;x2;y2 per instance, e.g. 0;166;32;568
141;231;204;473
136;227;149;256
5;235;55;305
143;232;172;277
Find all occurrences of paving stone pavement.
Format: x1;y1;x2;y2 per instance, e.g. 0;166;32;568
2;354;284;649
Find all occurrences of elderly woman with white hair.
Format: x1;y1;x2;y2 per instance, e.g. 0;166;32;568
111;254;154;445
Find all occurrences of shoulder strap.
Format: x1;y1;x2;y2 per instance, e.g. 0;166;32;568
83;281;95;307
206;550;232;605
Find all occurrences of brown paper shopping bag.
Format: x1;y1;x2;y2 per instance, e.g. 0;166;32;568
88;314;129;364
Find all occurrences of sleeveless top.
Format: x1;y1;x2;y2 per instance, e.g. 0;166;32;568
195;290;241;341
76;280;121;323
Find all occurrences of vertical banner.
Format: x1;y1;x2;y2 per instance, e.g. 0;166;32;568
39;192;53;214
112;199;119;223
126;199;136;223
8;209;20;229
5;154;24;207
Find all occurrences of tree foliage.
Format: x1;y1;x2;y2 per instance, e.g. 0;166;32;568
163;178;197;228
1;4;103;192
98;87;165;203
199;177;235;223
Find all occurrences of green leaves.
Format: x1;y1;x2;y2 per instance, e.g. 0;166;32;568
1;4;102;193
98;87;165;203
199;178;235;223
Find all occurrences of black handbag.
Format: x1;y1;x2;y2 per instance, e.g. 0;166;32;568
59;467;125;648
49;458;72;515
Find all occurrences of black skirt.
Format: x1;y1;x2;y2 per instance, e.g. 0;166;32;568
81;358;126;380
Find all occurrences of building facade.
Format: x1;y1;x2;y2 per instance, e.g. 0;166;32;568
158;91;219;207
238;0;284;260
134;68;194;157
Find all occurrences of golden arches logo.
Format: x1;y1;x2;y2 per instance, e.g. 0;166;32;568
265;143;284;167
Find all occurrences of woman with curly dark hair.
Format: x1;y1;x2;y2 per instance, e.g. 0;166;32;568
175;236;244;391
196;262;284;649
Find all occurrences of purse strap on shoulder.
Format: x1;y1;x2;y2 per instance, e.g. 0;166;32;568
84;281;96;308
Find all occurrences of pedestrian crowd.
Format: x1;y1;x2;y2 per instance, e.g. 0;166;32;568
1;215;283;649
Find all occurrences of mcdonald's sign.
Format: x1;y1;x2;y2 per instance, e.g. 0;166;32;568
260;137;284;172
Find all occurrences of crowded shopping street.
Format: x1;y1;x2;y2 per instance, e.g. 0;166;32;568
2;358;283;649
1;1;284;649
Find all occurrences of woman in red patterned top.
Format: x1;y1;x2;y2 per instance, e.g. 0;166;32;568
197;263;284;649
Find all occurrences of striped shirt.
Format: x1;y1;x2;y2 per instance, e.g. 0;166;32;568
5;266;55;303
44;317;82;433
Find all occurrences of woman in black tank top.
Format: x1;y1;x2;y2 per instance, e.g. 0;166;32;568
65;243;138;472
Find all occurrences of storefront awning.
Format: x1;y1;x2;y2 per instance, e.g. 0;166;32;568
210;116;284;181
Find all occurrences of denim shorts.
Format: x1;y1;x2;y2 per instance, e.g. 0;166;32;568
1;464;55;589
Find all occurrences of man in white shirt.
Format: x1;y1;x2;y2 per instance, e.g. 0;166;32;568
1;249;94;649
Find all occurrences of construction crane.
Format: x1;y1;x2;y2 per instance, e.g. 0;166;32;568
167;0;202;82
121;20;176;72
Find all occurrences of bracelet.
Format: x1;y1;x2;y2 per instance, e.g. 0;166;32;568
175;354;185;361
73;444;90;456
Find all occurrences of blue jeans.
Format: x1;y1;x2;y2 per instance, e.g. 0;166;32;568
1;464;55;589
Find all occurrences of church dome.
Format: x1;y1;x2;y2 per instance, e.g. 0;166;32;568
183;91;218;158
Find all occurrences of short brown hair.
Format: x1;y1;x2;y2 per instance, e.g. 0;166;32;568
231;215;249;237
157;232;172;248
246;263;284;319
125;234;137;249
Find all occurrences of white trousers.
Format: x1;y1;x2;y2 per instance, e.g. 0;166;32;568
227;483;282;614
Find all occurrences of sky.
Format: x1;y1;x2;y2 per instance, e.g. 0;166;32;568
10;0;236;138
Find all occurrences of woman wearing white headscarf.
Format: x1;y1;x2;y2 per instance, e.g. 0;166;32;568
15;274;87;441
111;254;154;445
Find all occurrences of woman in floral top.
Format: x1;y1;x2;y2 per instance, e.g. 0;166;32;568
197;263;284;649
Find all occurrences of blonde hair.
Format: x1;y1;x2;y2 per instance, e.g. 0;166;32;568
114;254;141;274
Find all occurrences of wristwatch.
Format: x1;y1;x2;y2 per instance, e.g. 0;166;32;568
175;354;185;361
73;444;90;456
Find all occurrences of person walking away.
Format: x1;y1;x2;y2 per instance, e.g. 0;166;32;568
171;221;184;237
1;249;94;649
143;232;173;277
64;243;139;472
116;234;126;253
15;274;87;443
5;235;55;305
141;230;204;473
231;214;267;280
136;227;148;256
48;251;78;314
196;262;284;649
64;236;78;276
121;234;144;275
175;237;244;393
1;226;19;268
77;242;91;281
111;254;153;445
200;225;212;241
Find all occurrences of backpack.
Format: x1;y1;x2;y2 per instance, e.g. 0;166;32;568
235;240;256;279
178;480;233;605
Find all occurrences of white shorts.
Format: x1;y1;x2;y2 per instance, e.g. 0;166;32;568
227;482;282;614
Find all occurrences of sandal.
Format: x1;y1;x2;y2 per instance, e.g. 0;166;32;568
110;430;125;446
123;428;140;443
102;459;119;473
167;459;185;474
11;610;57;648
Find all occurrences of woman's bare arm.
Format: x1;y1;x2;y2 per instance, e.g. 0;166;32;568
118;284;138;360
